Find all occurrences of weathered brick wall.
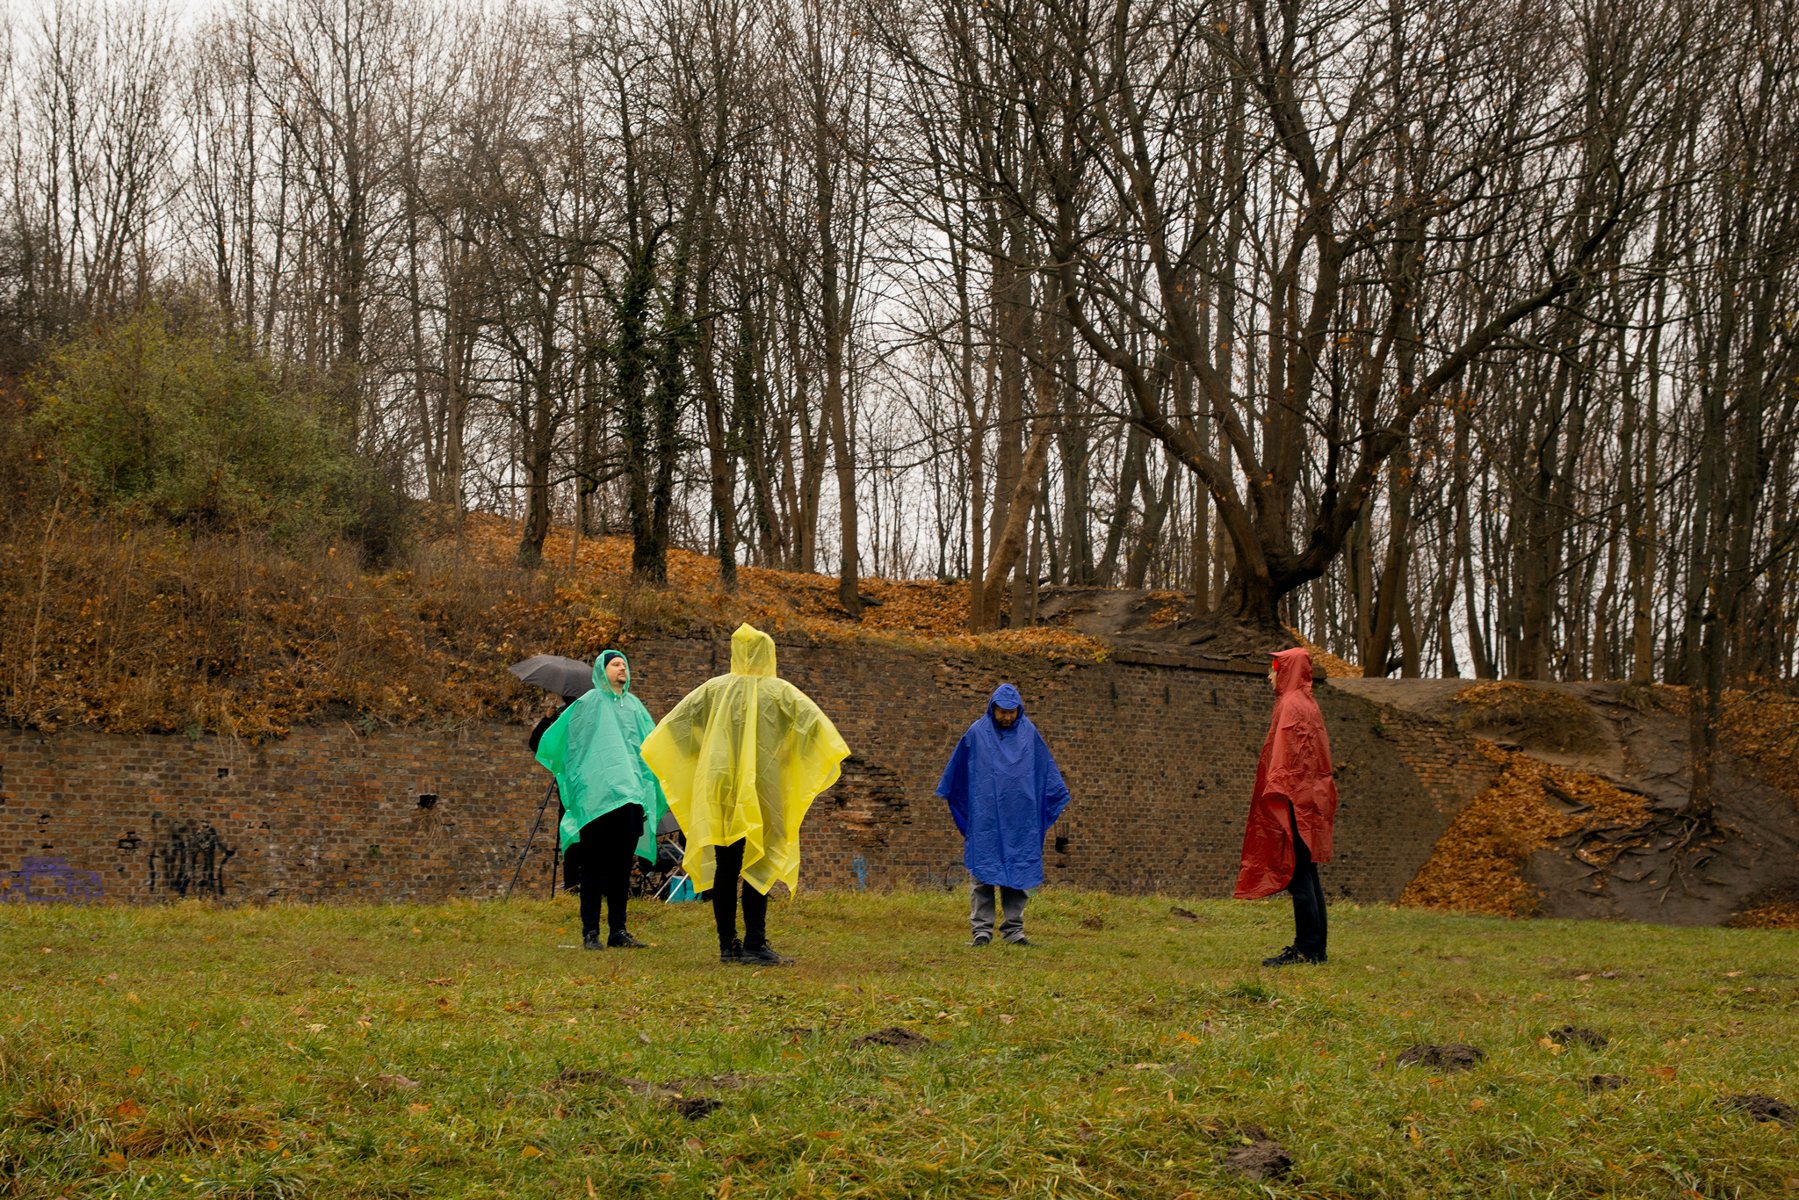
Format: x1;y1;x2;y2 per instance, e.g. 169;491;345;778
0;634;1498;905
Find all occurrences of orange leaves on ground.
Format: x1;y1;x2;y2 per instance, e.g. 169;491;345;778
1399;744;1651;917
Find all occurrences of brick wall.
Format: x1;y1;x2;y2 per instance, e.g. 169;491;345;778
0;634;1499;905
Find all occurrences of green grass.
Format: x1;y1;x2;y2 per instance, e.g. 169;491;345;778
2;892;1795;1198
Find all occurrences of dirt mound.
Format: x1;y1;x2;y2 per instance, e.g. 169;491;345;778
852;1026;933;1051
1452;683;1610;756
1343;676;1799;926
1583;1074;1628;1093
1399;746;1651;916
1546;1025;1608;1049
1720;1094;1796;1127
1223;1137;1292;1181
1397;1044;1485;1072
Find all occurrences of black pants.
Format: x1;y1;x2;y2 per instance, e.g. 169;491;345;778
575;805;643;938
709;838;768;951
1287;802;1328;959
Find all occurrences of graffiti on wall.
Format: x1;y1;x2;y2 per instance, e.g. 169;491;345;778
148;814;237;898
0;857;103;903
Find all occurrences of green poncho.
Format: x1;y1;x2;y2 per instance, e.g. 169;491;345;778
534;651;668;861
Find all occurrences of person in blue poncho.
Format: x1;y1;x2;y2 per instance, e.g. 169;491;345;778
936;683;1071;946
534;651;668;950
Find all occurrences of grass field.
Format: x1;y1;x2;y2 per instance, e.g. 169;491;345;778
2;891;1795;1199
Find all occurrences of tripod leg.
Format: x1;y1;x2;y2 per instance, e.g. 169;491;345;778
506;782;558;899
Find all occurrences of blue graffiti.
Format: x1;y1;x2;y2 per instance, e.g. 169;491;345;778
851;855;869;891
0;857;103;904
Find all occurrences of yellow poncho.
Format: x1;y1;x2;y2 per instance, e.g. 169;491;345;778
639;624;850;895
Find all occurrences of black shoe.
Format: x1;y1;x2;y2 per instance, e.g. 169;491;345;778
582;931;603;951
719;938;743;964
608;930;648;949
1004;935;1032;947
738;941;794;966
970;934;992;947
1261;945;1326;967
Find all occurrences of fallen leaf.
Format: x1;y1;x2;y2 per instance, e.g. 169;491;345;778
520;1145;542;1158
125;1066;144;1079
407;1103;431;1115
114;1100;142;1119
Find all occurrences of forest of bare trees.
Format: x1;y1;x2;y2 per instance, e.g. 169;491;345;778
3;0;1796;706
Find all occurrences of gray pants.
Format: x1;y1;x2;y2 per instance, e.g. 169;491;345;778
970;879;1028;942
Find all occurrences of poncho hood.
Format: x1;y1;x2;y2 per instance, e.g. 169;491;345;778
640;626;849;895
1272;647;1312;696
535;647;667;859
731;624;777;677
937;683;1071;890
1234;646;1338;898
596;649;632;693
987;682;1025;721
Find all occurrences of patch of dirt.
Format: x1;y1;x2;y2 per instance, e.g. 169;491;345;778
1396;1044;1486;1072
1079;916;1106;930
1169;906;1199;922
1450;683;1612;757
1222;1130;1293;1182
1583;1074;1629;1093
1400;745;1652;916
669;1096;723;1120
1546;1025;1608;1049
852;1026;934;1051
1720;1094;1796;1127
1371;678;1799;926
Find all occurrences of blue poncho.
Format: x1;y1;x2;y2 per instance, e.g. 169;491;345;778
936;683;1072;890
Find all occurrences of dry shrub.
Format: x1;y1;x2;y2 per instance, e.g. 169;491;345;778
8;1078;103;1134
1451;682;1608;754
0;511;1108;737
114;1096;273;1156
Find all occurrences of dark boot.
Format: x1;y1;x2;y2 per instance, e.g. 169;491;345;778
582;930;602;951
608;930;648;949
719;938;744;964
1262;945;1326;967
739;940;793;966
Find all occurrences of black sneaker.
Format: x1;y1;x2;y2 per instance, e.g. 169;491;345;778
970;934;992;947
1004;935;1032;947
608;930;649;949
719;938;744;964
582;931;602;951
738;941;794;966
1261;946;1326;967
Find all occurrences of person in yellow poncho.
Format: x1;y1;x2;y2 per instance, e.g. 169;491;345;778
640;624;850;965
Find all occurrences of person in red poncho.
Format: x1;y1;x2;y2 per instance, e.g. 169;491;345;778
1235;647;1338;966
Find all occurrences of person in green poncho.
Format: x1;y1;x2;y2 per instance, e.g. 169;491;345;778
534;651;669;950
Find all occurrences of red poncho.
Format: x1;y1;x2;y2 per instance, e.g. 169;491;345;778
1234;648;1338;899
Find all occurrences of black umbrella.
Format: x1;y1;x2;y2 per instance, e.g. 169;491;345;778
508;654;594;699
